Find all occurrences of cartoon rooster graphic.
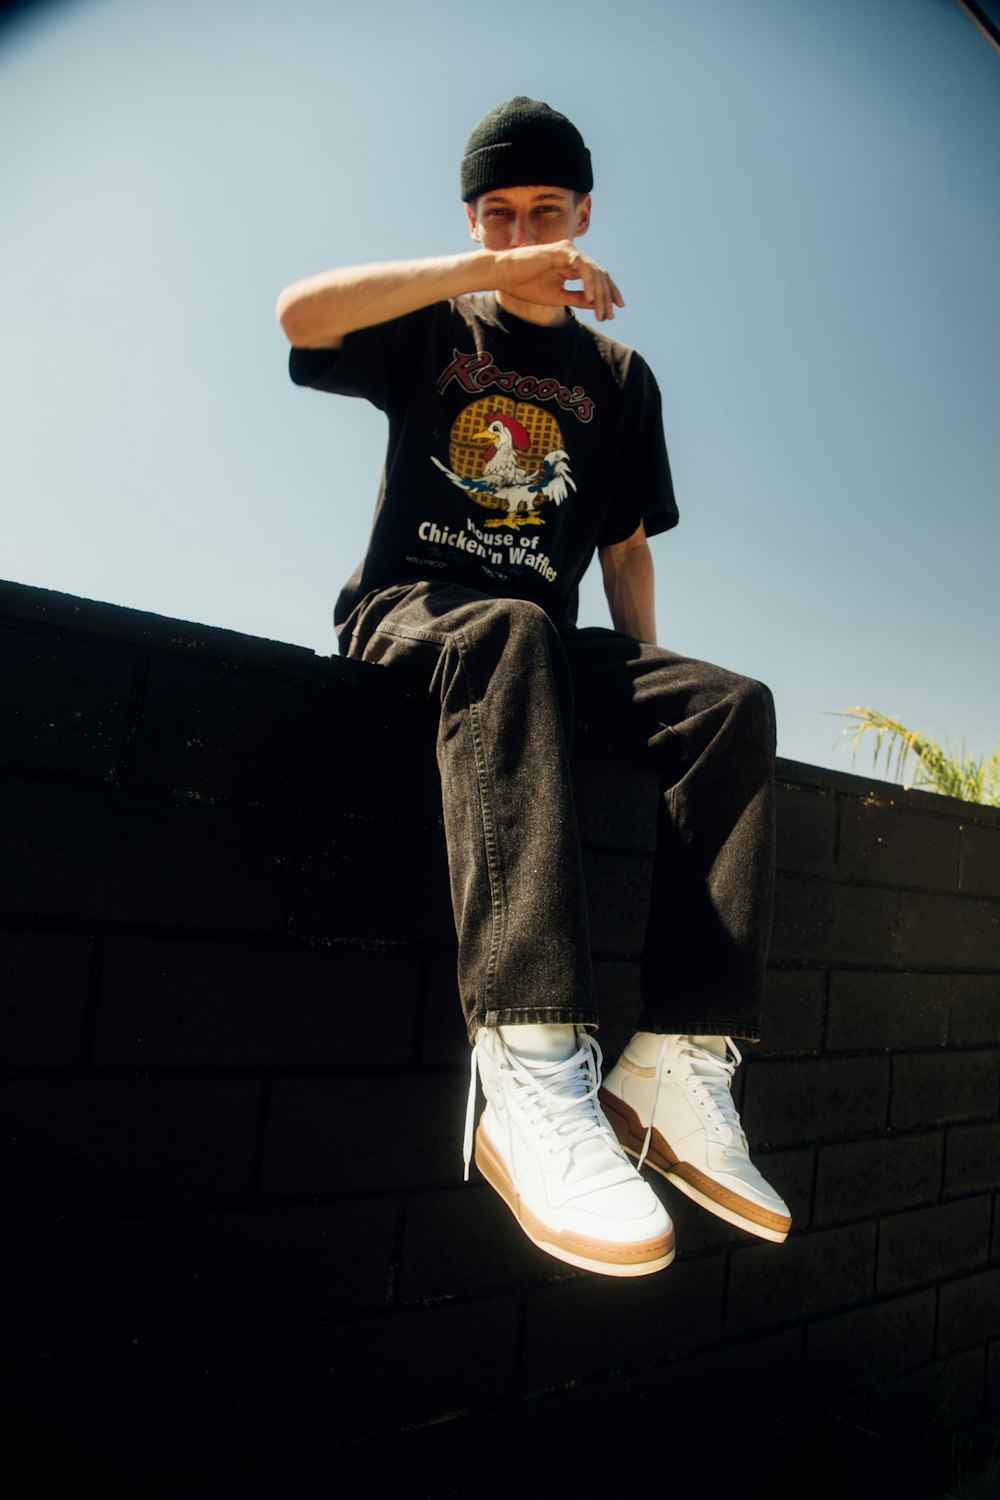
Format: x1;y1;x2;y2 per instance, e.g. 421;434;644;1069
431;412;575;528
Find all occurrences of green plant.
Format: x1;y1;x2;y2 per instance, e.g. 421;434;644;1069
838;708;1000;808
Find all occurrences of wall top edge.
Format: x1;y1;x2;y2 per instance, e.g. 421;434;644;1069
777;755;1000;824
0;577;320;678
4;578;999;821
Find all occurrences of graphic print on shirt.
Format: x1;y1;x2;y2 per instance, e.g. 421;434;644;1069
430;396;576;532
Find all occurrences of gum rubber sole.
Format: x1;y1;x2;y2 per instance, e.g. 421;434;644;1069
599;1088;791;1245
475;1122;676;1277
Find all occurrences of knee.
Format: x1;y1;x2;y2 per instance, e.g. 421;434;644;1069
496;596;551;632
730;675;776;746
472;596;556;654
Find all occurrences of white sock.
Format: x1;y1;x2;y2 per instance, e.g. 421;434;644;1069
689;1034;728;1059
499;1023;578;1063
626;1031;727;1064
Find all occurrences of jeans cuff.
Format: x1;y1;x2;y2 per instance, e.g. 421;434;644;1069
635;1011;762;1043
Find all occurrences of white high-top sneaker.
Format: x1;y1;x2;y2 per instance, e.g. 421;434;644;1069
600;1034;791;1243
465;1026;675;1277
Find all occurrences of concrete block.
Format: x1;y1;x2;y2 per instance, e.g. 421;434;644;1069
960;822;1000;899
937;1267;1000;1356
59;1200;397;1351
520;1251;724;1392
945;1123;1000;1198
0;930;91;1066
838;796;959;891
627;1328;801;1450
131;657;318;804
754;1145;816;1232
988;1340;1000;1413
775;781;836;877
891;1051;998;1129
770;874;899;967
895;891;1000;969
309;682;442;827
397;1184;562;1302
859;1358;985;1479
951;975;1000;1046
388;1380;629;1491
0;1079;259;1213
0;1223;64;1361
877;1196;992;1292
95;935;421;1067
233;1294;520;1452
0;627;134;779
759;968;825;1056
294;814;454;945
942;1344;987;1423
805;1290;936;1389
814;1133;943;1225
4;1343;230;1480
419;949;466;1065
261;1071;466;1195
826;971;949;1052
189;1446;388;1496
726;1222;876;1334
0;778;291;932
742;1056;889;1147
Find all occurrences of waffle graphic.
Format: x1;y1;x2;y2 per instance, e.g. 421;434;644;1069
448;397;566;480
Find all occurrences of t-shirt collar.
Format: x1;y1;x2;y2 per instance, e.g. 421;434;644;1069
485;294;579;342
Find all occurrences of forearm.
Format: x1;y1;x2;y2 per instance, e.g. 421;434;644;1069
600;533;658;644
276;252;501;349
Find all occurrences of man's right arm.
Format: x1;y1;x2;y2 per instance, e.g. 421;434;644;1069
275;242;621;348
275;253;491;350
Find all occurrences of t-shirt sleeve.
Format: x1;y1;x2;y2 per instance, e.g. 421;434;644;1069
287;305;435;413
596;356;679;548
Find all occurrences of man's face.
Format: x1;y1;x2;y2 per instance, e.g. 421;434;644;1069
465;186;591;251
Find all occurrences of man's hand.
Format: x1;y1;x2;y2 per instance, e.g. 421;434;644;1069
492;241;624;323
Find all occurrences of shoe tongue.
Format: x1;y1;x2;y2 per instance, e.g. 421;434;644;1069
499;1023;578;1064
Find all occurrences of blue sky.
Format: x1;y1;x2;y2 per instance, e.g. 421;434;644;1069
2;0;998;776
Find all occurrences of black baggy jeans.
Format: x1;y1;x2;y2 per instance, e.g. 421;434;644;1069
340;581;776;1044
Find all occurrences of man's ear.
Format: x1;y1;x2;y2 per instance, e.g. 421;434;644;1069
465;202;481;243
574;194;592;238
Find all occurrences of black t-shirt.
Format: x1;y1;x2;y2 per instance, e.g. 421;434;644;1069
290;294;678;629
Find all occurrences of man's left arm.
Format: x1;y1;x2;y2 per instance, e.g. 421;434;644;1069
599;521;658;644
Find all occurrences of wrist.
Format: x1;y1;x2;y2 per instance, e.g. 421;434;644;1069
466;248;502;293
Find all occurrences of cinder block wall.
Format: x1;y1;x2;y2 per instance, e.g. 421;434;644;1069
2;578;998;1495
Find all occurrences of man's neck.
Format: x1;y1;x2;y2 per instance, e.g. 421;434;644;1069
495;290;570;328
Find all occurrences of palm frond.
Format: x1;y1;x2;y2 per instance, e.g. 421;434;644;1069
836;709;1000;807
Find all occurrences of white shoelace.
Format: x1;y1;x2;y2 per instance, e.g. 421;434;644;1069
463;1030;610;1181
636;1035;745;1172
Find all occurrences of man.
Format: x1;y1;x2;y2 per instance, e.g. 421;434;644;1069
277;97;790;1278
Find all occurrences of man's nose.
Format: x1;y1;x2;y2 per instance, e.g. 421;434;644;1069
508;215;538;248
